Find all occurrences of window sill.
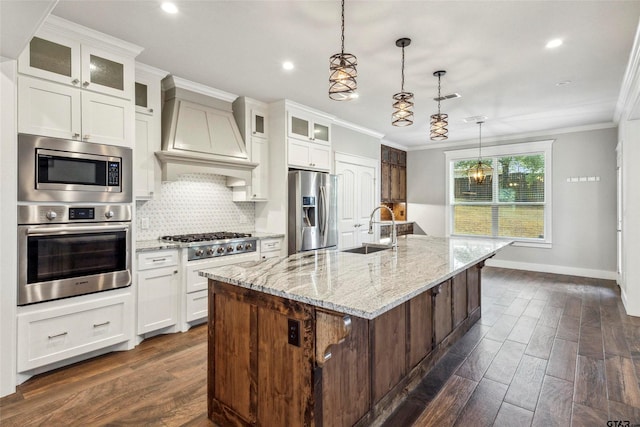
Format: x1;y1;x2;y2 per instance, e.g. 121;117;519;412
511;241;552;249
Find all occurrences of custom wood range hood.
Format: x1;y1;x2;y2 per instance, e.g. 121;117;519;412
155;75;258;183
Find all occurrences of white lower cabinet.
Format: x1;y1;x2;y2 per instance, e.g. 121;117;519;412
260;238;283;259
17;293;130;372
137;250;179;335
186;290;208;323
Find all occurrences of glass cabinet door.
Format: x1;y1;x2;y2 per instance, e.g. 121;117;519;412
313;122;330;143
251;109;268;138
81;45;134;100
18;34;81;86
290;115;310;139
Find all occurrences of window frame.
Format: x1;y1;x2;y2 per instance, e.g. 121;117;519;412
444;140;553;248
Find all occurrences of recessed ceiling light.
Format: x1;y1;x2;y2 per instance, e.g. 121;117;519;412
282;61;294;71
556;80;572;86
161;2;178;14
546;38;563;49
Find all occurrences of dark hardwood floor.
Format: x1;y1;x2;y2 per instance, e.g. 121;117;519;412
1;267;639;426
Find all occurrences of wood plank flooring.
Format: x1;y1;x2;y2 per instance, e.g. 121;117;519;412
383;267;640;427
1;267;640;426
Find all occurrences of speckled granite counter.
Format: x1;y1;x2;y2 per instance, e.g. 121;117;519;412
136;233;284;252
200;235;511;319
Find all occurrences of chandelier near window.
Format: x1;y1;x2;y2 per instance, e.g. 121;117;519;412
430;70;448;140
392;38;414;127
468;120;493;184
329;0;357;101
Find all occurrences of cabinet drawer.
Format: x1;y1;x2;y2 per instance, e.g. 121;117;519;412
17;294;130;371
186;290;208;322
260;239;281;252
137;249;178;270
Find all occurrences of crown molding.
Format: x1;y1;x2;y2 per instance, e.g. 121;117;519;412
408;121;616;151
43;15;143;57
333;118;384;139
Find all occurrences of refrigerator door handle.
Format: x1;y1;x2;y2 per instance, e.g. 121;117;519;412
319;185;328;245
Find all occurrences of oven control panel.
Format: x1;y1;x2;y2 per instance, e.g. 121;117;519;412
18;205;132;224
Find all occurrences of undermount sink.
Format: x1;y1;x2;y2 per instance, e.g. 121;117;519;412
342;245;390;255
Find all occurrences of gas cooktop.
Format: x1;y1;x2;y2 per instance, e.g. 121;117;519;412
161;232;258;261
161;232;252;243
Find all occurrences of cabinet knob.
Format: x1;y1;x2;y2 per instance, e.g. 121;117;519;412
148;108;153;113
72;133;80;139
82;81;90;87
71;78;80;85
253;194;257;197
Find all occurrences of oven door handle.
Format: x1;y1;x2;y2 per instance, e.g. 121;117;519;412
26;224;130;235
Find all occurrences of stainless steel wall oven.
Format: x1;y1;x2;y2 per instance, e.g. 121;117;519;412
18;133;132;203
18;205;132;305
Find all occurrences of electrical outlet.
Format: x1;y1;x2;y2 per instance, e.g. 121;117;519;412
287;319;300;347
140;217;150;230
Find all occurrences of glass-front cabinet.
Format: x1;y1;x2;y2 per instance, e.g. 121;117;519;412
19;31;135;100
287;111;331;145
251;108;268;139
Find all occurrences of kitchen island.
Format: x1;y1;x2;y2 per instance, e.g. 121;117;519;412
200;235;511;427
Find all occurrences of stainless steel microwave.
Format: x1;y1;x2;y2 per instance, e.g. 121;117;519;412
18;134;132;203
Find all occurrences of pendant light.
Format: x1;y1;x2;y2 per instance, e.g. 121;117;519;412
329;0;357;101
430;70;448;140
392;38;414;127
469;120;493;184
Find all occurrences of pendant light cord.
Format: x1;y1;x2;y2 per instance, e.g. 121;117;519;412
437;73;442;115
401;45;405;91
478;121;483;160
340;0;345;55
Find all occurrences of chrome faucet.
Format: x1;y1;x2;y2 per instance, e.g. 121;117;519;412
368;205;397;250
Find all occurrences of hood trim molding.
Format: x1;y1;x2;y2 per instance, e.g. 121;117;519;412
155;150;258;183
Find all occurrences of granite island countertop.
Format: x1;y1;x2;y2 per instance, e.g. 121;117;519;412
200;235;512;319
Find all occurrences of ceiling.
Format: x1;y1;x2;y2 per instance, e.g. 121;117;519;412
3;1;640;149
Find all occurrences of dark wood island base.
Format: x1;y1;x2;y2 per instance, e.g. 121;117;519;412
208;261;485;427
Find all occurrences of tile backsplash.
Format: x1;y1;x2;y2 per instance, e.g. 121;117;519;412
135;173;255;240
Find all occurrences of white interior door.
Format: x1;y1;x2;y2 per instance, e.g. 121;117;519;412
335;153;378;249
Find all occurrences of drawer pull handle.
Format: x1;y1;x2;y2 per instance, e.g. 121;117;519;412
93;321;110;328
48;332;68;339
193;296;207;301
152;258;167;262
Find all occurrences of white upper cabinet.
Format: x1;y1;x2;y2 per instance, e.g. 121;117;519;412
18;17;140;101
18;75;133;146
134;63;167;199
16;16;142;147
232;96;270;201
287;110;331;145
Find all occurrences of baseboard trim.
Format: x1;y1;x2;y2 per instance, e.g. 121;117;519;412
619;286;640;317
485;259;617;280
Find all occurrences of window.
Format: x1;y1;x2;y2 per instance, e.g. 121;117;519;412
445;140;553;246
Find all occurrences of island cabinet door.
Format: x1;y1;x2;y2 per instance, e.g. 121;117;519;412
467;265;481;314
433;280;453;345
371;304;407;404
452;271;468;327
408;291;433;369
209;281;315;427
318;315;370;427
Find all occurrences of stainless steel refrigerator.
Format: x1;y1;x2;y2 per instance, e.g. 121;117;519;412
288;170;338;255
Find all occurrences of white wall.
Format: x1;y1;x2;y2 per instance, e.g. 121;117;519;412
408;127;618;279
332;125;381;161
0;58;18;397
